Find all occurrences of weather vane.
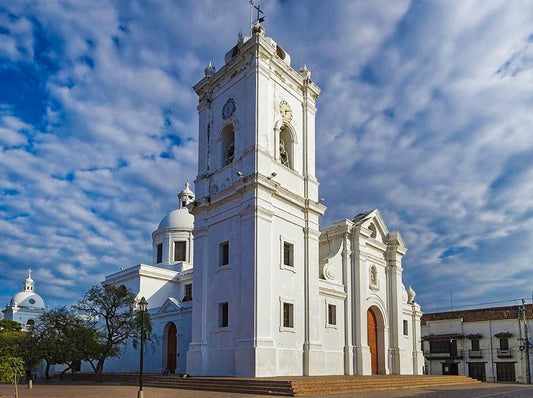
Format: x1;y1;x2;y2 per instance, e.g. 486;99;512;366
249;1;265;32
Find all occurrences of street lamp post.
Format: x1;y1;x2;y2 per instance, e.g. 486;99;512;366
28;325;34;389
138;297;148;398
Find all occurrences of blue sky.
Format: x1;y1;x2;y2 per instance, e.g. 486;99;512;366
1;0;533;313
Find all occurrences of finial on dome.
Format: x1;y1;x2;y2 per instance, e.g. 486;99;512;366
178;182;195;208
407;286;416;304
24;268;34;292
204;61;216;78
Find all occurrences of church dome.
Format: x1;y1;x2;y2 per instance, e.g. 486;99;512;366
156;183;195;231
9;269;45;309
158;208;193;230
10;291;45;309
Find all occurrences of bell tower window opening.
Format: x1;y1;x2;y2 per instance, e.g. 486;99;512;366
221;124;235;166
279;125;293;169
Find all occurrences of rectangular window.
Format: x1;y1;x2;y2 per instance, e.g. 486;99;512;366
403;320;409;336
500;338;509;350
183;283;192;302
219;241;229;266
156;243;163;264
327;304;336;325
174;241;186;262
219;302;229;328
471;339;480;351
283;241;294;267
430;340;452;354
283;302;294;328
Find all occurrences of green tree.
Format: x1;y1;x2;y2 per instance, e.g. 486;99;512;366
35;307;102;380
0;356;24;384
0;320;26;390
0;330;26;358
73;284;148;381
0;319;23;332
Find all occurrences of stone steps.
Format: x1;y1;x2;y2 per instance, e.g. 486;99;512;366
289;375;480;395
71;373;480;396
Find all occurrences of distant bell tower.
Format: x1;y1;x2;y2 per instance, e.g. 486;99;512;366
187;22;326;377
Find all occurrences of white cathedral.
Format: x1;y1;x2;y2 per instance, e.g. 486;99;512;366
103;24;424;377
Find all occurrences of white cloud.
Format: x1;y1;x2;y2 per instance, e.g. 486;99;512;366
1;1;533;313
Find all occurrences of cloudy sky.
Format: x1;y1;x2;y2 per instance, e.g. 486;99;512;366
1;0;533;313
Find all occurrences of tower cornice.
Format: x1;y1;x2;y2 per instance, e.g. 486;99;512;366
194;32;320;101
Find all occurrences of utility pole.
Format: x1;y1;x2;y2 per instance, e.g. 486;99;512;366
522;299;531;384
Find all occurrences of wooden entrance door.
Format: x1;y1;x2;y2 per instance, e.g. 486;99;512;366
166;323;177;373
367;309;378;374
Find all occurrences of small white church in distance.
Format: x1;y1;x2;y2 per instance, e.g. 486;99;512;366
104;24;424;377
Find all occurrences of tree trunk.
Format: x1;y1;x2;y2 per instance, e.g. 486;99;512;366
71;361;80;381
59;365;72;381
45;361;51;380
95;359;105;382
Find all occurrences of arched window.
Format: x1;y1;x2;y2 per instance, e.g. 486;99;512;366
279;125;293;169
221;124;235;166
26;319;35;327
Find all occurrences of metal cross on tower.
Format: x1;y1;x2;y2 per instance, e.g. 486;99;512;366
249;1;265;32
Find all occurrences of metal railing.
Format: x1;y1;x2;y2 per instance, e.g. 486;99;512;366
469;350;482;358
497;348;512;358
423;350;464;359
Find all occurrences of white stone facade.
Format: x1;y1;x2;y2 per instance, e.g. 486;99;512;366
185;25;423;377
103;186;195;374
103;26;422;377
422;305;533;383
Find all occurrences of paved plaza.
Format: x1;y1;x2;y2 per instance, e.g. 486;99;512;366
1;382;533;398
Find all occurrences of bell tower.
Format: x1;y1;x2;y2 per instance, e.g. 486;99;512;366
187;23;326;377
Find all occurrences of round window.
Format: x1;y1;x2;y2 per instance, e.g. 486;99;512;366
29;298;35;305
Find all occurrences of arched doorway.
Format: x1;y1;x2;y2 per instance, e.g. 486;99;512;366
165;323;177;373
367;308;378;374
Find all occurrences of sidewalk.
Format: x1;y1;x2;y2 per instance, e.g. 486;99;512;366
1;381;533;398
3;383;269;398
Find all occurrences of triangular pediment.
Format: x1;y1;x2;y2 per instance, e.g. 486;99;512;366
353;209;389;243
158;297;182;314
